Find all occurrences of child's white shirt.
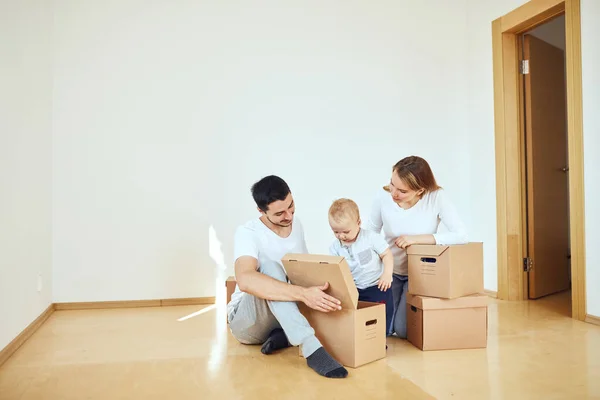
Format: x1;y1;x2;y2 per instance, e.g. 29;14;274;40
329;228;389;290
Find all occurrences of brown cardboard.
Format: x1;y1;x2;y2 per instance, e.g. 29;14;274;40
282;253;386;368
406;242;484;299
283;254;358;310
226;276;236;305
226;276;236;323
406;293;488;351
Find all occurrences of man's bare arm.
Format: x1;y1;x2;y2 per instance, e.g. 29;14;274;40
235;256;342;312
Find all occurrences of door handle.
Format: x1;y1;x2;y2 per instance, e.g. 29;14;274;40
561;166;569;173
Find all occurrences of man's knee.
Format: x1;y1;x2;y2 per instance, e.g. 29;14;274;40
230;329;264;345
260;261;288;283
229;314;262;344
229;295;278;345
230;315;273;345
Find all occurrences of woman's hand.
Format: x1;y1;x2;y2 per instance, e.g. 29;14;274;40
395;235;416;249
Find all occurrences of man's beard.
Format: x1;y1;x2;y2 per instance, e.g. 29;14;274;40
267;215;292;227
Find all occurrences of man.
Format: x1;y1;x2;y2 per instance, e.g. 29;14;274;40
227;175;348;379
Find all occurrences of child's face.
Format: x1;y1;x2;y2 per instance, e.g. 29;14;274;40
329;216;360;245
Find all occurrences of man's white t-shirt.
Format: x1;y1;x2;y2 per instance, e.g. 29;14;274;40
227;217;308;319
328;228;389;290
365;188;467;276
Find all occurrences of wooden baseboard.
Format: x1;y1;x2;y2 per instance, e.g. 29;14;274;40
0;303;55;368
585;314;600;326
54;297;215;311
484;289;498;298
161;297;216;307
55;300;161;310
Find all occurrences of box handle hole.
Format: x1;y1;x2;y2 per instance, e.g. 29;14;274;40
365;319;377;326
410;306;417;312
420;257;437;263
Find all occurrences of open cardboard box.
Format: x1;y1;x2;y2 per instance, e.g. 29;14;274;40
407;242;484;299
282;253;386;368
406;292;488;351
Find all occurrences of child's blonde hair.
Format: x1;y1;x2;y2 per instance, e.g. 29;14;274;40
328;198;360;223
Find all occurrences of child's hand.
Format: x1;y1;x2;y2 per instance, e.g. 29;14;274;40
378;273;393;292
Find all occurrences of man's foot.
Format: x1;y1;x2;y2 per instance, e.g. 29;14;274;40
261;328;291;355
306;347;348;378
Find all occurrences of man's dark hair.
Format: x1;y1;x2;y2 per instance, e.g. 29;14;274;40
251;175;291;212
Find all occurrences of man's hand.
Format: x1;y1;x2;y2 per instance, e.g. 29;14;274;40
302;282;342;312
395;235;416;249
377;272;393;292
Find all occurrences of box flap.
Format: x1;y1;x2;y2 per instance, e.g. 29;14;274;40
282;253;358;310
406;245;449;257
407;293;488;310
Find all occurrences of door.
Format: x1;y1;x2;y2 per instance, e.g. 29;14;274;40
523;34;570;299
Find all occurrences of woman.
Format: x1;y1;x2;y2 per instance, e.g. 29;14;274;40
365;156;468;338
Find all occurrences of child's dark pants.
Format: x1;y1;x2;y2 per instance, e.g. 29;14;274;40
357;285;394;336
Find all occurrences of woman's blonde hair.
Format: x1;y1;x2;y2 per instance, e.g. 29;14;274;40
384;156;441;193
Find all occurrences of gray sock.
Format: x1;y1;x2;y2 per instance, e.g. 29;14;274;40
261;328;290;355
306;347;348;378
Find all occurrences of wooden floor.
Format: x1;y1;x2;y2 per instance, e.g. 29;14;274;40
1;291;599;399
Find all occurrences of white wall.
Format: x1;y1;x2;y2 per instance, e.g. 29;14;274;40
43;0;600;313
0;1;53;350
52;0;471;302
467;0;600;316
581;0;600;317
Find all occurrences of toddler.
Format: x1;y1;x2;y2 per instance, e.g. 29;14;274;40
328;199;394;335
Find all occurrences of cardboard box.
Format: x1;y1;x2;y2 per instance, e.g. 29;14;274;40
282;253;386;368
226;276;236;323
406;293;488;351
226;276;236;305
407;242;483;299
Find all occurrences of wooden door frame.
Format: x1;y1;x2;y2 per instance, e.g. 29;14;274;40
492;0;586;320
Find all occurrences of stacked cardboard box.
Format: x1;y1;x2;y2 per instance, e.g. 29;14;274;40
405;243;488;351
